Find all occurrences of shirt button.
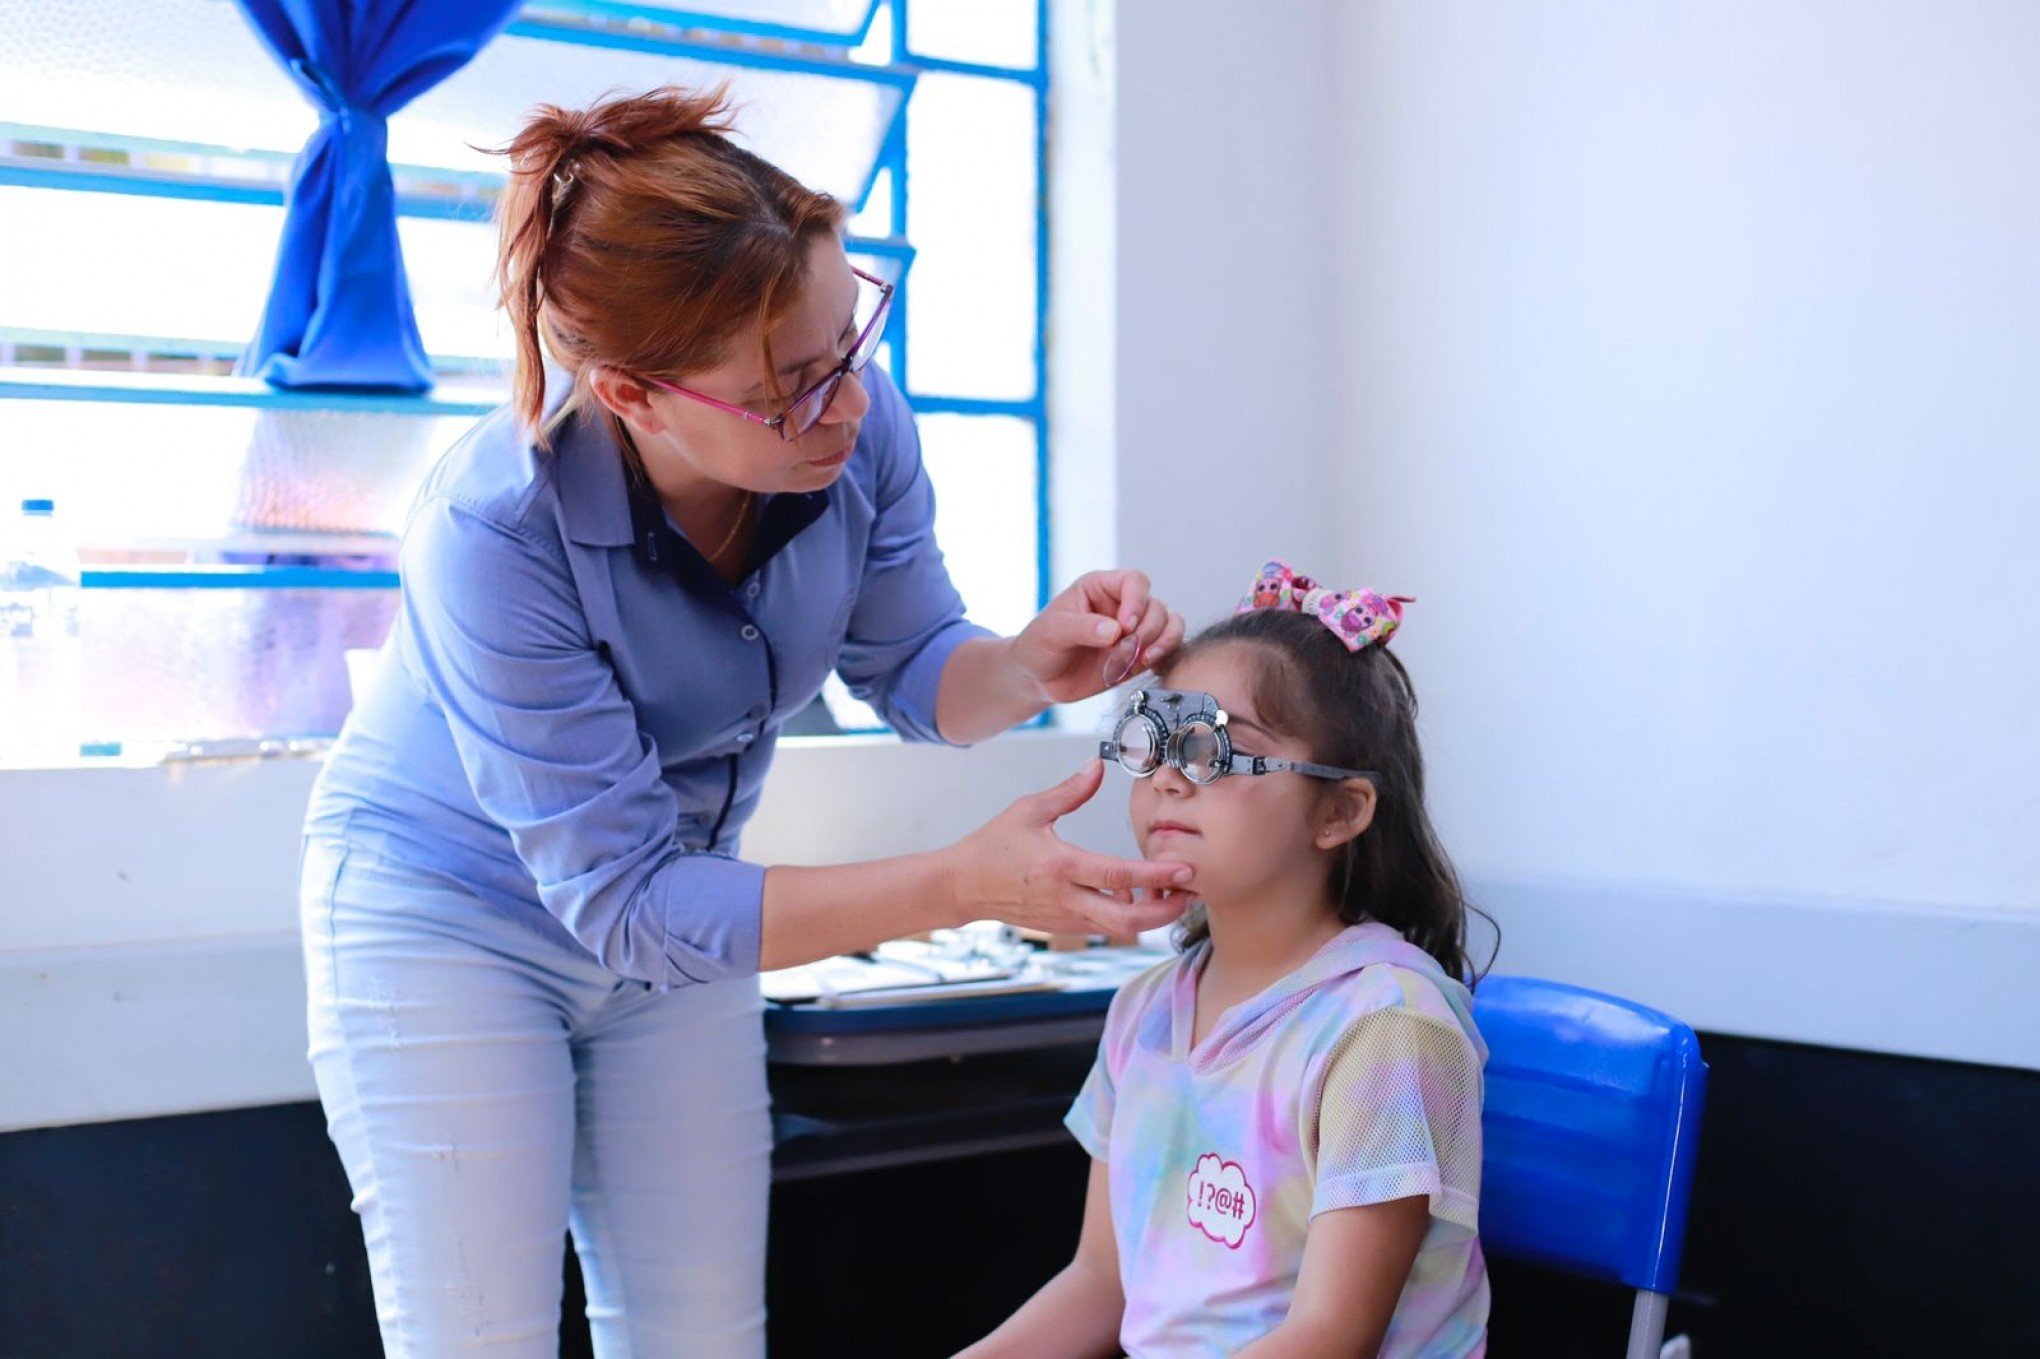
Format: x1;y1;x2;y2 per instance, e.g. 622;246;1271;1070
737;733;756;746
740;624;760;642
746;581;761;599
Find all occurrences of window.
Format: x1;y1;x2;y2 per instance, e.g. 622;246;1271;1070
0;0;1049;760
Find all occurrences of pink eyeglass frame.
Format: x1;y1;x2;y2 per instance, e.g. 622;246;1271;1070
636;267;895;442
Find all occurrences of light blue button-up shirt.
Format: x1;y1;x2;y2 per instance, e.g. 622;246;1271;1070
306;365;992;986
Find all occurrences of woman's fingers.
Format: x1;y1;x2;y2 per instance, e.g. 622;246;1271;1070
1062;884;1186;935
1101;634;1143;686
1029;607;1123;657
1109;570;1152;633
1066;846;1192;895
958;765;1196;934
1079;568;1151;633
1024;758;1107;824
1130;597;1169;651
1117;891;1188;932
1036;569;1181;687
1144;608;1187;667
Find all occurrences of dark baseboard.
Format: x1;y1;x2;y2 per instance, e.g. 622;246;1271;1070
4;1033;2036;1358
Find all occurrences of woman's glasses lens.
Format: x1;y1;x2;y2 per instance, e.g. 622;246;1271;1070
852;272;891;365
781;276;892;440
784;372;843;441
852;315;886;372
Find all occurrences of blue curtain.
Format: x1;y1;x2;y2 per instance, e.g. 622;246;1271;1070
235;0;522;392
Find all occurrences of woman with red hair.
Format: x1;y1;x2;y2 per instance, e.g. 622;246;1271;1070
299;86;1189;1356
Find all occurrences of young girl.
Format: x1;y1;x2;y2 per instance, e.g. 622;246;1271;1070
961;561;1489;1359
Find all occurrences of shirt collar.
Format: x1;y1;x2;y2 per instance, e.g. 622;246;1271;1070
552;404;637;548
623;452;830;590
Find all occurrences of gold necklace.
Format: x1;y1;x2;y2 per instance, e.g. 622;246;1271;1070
705;489;753;564
614;423;751;566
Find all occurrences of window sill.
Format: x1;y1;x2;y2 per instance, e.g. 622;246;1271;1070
0;367;504;415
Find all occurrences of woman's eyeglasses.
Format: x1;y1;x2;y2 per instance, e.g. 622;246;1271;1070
638;267;894;443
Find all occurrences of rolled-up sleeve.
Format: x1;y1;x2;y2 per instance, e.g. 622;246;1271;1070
398;492;762;987
833;367;996;744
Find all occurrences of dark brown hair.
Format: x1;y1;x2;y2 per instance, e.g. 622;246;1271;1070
492;86;848;446
1159;608;1486;983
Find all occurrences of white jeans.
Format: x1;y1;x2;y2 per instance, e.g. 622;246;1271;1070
300;836;771;1358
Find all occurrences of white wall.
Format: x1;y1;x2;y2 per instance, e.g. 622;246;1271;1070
1330;0;2040;911
1046;0;1120;599
1320;2;2040;1058
1100;1;2040;1064
1112;0;1342;627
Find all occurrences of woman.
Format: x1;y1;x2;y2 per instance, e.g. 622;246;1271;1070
300;86;1190;1357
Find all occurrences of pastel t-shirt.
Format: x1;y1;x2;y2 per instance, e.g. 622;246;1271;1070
1065;921;1490;1358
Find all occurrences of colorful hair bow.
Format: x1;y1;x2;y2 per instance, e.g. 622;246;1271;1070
1237;559;1412;653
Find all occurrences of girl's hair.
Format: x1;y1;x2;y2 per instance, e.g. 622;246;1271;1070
1156;608;1486;983
492;86;848;447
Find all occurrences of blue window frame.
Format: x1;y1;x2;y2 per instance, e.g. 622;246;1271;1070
815;0;1050;729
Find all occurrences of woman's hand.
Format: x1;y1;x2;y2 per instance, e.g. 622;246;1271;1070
1011;569;1187;705
945;760;1193;937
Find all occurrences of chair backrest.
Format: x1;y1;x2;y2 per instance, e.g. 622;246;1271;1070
1472;975;1707;1295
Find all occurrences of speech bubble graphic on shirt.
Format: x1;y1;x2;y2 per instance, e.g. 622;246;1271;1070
1186;1153;1258;1249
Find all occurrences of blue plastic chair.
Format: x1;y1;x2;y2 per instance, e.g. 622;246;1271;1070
1472;976;1708;1359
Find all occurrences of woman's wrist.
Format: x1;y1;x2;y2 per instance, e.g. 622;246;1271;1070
759;847;975;969
937;636;1051;745
929;842;982;930
974;635;1052;734
999;634;1054;713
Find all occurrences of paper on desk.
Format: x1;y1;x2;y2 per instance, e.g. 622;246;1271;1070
797;972;1066;1008
760;946;1017;1005
760;941;1175;1007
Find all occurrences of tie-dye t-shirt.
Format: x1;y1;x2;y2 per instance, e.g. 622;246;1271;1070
1065;921;1490;1358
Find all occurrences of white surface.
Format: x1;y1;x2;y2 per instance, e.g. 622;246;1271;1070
1096;0;2040;1067
1475;876;2040;1073
1325;2;2040;915
0;757;316;952
2;934;311;1134
1043;0;1121;735
1113;0;1341;629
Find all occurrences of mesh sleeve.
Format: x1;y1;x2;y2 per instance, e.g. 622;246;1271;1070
1310;1004;1484;1240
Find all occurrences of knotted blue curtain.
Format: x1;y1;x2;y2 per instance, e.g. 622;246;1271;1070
235;0;523;391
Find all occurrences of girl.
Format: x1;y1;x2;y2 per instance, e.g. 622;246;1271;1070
961;561;1489;1358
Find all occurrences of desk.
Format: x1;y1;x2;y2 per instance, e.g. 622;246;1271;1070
765;950;1156;1182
